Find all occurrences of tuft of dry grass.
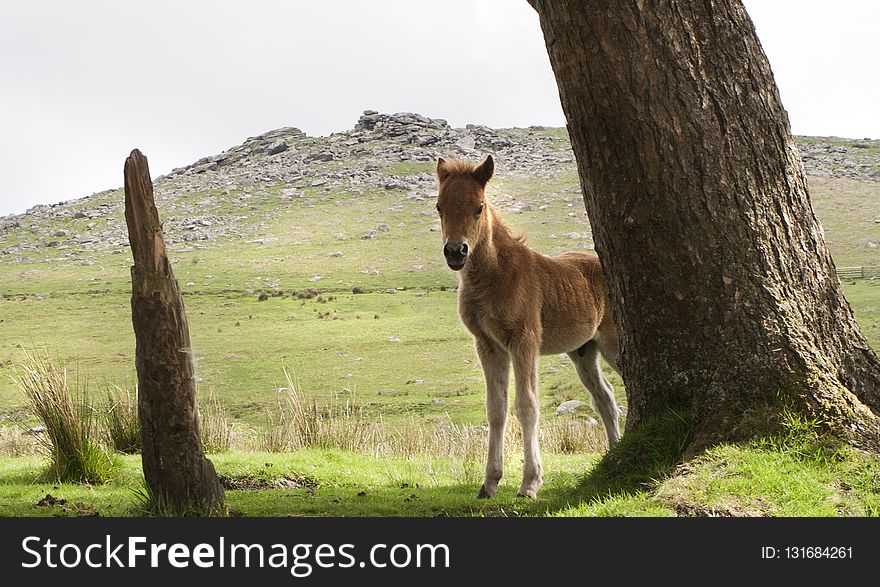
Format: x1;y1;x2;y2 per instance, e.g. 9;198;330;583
541;416;606;454
0;425;40;456
253;369;606;461
103;384;140;454
199;392;234;453
258;369;376;452
3;357;606;469
11;351;113;483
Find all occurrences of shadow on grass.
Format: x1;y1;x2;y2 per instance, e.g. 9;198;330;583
227;484;544;517
536;408;693;515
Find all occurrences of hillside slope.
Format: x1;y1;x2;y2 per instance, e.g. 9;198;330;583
0;111;878;426
1;111;878;269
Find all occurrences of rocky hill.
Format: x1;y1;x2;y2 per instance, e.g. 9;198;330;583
1;110;878;267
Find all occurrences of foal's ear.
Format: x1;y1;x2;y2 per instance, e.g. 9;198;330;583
474;155;494;186
436;157;449;183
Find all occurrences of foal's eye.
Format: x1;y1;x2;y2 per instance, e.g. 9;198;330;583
476;204;484;216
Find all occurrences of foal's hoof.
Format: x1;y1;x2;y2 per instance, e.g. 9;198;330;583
516;478;541;499
477;485;495;499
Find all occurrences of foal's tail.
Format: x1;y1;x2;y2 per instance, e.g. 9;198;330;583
584;256;620;372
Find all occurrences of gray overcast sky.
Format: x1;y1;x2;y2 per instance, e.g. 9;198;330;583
1;1;878;217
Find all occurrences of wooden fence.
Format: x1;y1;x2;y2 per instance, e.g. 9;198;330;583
837;266;880;280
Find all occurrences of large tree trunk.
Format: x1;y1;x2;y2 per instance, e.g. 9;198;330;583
529;0;880;450
124;149;225;514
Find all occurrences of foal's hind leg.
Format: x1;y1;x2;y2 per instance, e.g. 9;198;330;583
568;341;621;448
475;337;510;499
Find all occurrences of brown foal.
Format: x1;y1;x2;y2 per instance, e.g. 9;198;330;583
436;155;621;499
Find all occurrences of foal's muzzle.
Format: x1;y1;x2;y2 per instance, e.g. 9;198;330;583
444;241;469;270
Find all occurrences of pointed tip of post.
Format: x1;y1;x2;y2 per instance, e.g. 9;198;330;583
125;149;150;178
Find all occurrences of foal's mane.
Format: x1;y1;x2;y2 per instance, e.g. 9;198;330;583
492;212;526;246
439;158;481;178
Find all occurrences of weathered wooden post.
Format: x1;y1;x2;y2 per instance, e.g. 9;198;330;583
124;149;225;515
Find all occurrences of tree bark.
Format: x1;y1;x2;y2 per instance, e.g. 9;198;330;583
529;0;880;450
124;149;225;514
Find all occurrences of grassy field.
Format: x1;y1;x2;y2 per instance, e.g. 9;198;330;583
0;161;612;426
1;156;876;428
1;409;878;517
1;130;879;516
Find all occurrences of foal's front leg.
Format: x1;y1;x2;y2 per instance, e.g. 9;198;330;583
512;337;542;499
475;337;510;499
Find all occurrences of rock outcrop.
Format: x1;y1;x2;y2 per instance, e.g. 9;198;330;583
1;110;877;267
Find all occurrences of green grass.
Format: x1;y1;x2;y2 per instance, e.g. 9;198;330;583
12;353;115;484
842;281;880;345
0;450;595;517
4;163;872;428
809;177;880;267
383;161;435;177
654;413;880;517
0;165;620;425
795;135;880;156
2;418;878;517
1;131;879;516
103;385;139;454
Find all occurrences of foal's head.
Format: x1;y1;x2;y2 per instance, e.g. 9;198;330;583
435;155;494;271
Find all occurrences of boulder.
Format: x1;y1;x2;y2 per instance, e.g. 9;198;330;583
267;139;288;155
555;400;589;416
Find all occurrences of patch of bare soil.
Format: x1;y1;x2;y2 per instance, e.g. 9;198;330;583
35;493;66;507
34;493;100;516
219;473;317;491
